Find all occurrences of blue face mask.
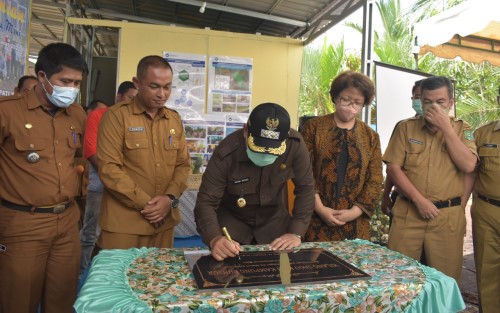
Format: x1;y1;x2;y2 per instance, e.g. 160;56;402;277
43;77;79;108
246;147;278;167
412;99;422;115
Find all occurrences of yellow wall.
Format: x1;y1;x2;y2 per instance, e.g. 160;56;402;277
67;18;304;126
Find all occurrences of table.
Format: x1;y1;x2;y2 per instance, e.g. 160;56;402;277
74;240;465;313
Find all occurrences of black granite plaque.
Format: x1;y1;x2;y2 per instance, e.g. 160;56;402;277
184;248;371;291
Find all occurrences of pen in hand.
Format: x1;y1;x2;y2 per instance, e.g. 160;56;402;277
222;227;241;261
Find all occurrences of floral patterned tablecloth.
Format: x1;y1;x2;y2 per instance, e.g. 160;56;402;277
74;240;465;313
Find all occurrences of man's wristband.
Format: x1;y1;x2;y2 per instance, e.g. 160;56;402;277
292;233;301;241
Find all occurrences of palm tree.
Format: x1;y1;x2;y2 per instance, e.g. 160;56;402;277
298;38;347;116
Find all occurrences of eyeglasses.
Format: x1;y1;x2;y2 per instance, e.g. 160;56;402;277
337;97;364;110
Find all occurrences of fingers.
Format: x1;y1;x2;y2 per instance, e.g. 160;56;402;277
148;215;165;223
211;237;239;261
141;207;165;222
330;216;346;226
141;201;171;222
420;207;440;220
269;234;300;251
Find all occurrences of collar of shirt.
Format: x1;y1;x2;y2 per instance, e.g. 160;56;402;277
494;120;500;131
234;135;251;162
26;87;72;116
131;97;169;119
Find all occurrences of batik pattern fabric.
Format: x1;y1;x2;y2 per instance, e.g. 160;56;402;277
74;240;465;313
300;114;383;241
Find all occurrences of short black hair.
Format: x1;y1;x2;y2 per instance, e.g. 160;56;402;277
412;79;423;94
136;55;172;79
17;75;37;90
117;81;136;95
34;43;88;78
86;99;106;112
420;76;454;99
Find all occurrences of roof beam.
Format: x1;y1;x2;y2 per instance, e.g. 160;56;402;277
167;0;307;27
32;0;66;9
30;34;60;41
31;16;64;27
84;8;185;27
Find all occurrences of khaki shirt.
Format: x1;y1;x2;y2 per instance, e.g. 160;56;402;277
474;120;500;198
194;129;315;245
0;88;86;206
97;98;190;235
383;116;477;201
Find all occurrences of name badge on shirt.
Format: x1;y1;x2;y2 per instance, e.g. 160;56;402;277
233;178;250;184
464;130;474;141
408;138;423;145
128;126;145;132
482;143;498;148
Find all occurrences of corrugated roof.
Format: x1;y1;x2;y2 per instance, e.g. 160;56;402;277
29;0;364;58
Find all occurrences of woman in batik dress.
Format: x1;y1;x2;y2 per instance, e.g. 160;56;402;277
300;71;383;241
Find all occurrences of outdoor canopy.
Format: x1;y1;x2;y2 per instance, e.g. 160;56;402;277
413;0;500;67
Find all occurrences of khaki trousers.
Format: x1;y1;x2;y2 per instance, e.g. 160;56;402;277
471;197;500;313
0;203;80;313
97;226;175;249
388;198;465;284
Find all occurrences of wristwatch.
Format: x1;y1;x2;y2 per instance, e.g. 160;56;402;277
166;194;179;209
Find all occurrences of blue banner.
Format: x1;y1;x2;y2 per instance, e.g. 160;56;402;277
0;0;31;96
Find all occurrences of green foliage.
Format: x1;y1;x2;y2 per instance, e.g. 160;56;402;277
299;0;499;129
373;0;415;68
299;37;353;117
427;61;500;129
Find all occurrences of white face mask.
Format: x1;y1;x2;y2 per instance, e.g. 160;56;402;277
42;77;79;108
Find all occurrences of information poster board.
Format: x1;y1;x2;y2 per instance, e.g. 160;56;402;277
163;51;207;118
208;56;253;114
184;114;247;174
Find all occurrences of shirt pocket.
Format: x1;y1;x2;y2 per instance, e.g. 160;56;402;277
164;137;180;165
15;137;47;160
125;138;150;162
404;142;425;168
478;146;500;171
67;132;82;149
125;138;149;150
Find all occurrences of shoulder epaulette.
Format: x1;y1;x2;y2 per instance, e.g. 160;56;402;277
168;107;179;114
0;94;22;103
288;128;302;141
216;132;241;158
476;120;497;130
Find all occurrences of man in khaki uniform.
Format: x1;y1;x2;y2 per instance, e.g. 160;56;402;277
0;43;88;313
468;93;500;312
383;76;477;284
97;55;190;249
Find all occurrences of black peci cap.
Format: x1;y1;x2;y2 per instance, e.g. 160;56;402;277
247;103;290;156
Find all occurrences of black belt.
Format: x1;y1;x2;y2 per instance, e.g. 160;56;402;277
477;194;500;208
399;195;461;209
0;199;73;214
